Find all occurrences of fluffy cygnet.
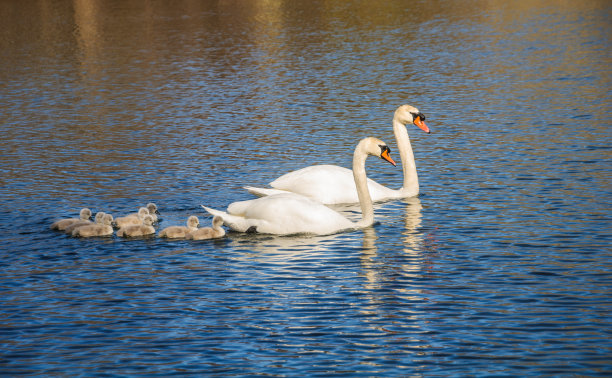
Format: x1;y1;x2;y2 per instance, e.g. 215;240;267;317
186;216;225;240
117;214;156;237
159;215;199;239
114;207;149;229
72;214;114;237
146;203;160;222
64;211;106;234
51;208;92;230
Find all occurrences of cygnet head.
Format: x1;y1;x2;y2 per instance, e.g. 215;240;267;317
80;208;93;220
137;207;149;219
394;104;430;134
212;216;224;229
95;212;106;223
142;214;154;226
187;215;200;229
102;213;114;226
147;203;159;215
360;137;397;167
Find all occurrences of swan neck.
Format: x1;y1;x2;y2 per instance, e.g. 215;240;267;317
352;145;374;227
393;119;419;195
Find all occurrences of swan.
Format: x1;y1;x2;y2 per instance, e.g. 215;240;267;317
51;208;92;230
63;211;106;234
159;215;200;238
72;214;114;237
114;207;149;229
186;216;226;240
117;214;156;237
245;104;429;204
202;137;396;236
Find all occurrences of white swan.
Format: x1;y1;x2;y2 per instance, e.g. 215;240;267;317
202;137;396;236
159;215;199;239
186;216;226;240
245;104;429;204
117;214;156;237
50;208;92;230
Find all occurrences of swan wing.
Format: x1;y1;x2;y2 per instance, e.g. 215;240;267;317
244;186;290;198
203;194;354;235
269;165;360;204
268;164;398;204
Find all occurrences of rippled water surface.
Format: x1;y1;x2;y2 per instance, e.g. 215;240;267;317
1;1;611;376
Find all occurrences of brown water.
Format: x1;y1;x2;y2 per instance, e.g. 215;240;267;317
1;1;611;376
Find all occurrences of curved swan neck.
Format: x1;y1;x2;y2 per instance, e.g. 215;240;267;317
393;119;419;195
352;142;374;227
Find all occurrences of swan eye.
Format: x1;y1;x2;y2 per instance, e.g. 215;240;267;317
411;112;426;122
379;145;391;155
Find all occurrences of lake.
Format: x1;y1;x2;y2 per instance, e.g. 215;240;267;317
1;0;611;376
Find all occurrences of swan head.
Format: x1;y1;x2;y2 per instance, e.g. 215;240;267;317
360;137;397;166
394;104;430;134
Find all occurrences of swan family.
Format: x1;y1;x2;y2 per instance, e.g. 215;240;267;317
204;104;429;236
204;137;397;235
51;104;428;238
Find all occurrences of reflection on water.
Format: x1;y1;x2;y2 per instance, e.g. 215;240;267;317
1;0;611;376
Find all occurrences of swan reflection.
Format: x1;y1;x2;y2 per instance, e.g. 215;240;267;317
359;197;425;296
223;231;354;263
401;196;424;255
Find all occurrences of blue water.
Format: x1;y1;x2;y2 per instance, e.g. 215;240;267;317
1;1;611;376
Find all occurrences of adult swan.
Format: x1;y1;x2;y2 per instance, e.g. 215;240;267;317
245;104;430;204
202;137;396;236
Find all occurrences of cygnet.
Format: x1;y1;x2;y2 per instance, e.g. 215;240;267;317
73;214;114;237
64;211;105;234
51;208;92;230
186;216;225;240
114;207;149;229
146;202;160;222
117;214;155;237
159;215;199;239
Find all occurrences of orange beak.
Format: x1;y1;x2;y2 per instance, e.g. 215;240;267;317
381;149;397;166
414;116;430;134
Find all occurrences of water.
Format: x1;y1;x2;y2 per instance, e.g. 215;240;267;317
1;0;611;376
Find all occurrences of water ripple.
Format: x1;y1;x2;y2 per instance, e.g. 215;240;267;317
1;0;611;376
